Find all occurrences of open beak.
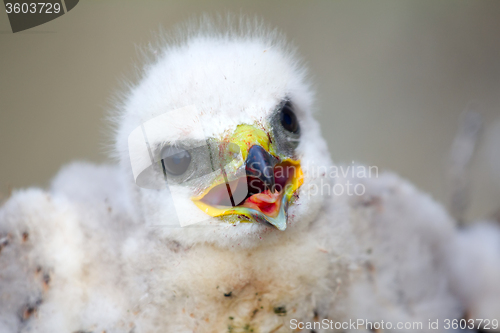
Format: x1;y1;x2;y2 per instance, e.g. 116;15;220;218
191;124;303;231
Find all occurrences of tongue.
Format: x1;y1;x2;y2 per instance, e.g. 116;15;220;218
240;190;281;218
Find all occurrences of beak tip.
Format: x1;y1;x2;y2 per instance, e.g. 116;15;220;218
269;220;287;231
276;225;287;231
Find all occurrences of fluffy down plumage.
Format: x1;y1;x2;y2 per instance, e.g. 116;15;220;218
1;17;499;333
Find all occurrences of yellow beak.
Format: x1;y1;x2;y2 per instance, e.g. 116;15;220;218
191;124;303;231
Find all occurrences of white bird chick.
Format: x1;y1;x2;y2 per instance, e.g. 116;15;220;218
1;18;499;333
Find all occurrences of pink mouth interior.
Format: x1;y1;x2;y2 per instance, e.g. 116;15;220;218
199;163;296;218
239;189;281;217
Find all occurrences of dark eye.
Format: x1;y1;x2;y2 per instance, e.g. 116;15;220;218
160;146;191;176
280;101;300;134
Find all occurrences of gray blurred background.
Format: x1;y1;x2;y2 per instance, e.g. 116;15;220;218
1;0;499;222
